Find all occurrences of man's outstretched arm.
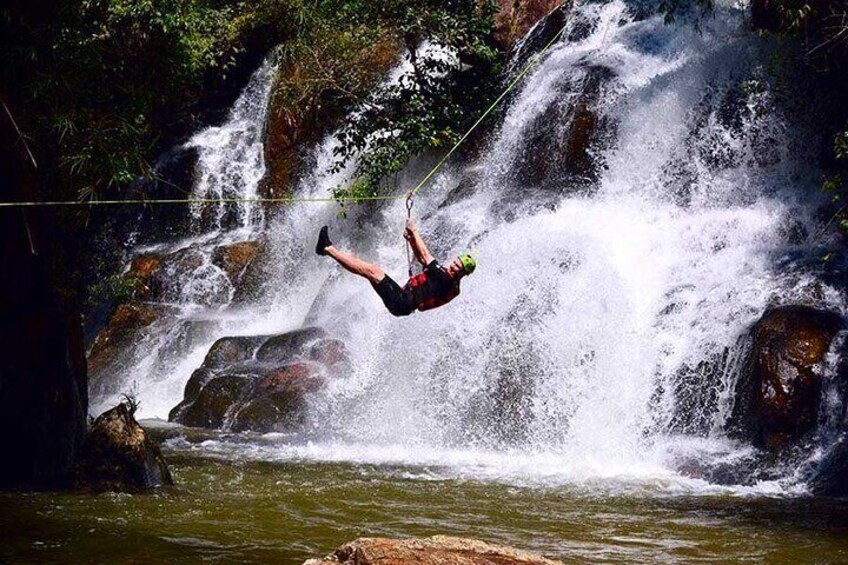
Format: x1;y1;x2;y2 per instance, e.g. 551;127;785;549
404;218;434;266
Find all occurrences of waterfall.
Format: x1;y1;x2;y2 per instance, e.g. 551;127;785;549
96;0;847;492
184;53;278;231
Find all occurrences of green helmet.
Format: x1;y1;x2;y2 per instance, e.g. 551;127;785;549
458;253;476;275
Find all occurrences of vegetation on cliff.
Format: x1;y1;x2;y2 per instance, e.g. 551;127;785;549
1;0;510;204
749;0;848;236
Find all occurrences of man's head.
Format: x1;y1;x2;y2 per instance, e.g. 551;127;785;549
448;253;476;279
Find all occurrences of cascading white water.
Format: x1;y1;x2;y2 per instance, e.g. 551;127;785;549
102;0;848;492
185;53;278;231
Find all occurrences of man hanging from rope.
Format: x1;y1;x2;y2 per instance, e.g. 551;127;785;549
315;219;476;317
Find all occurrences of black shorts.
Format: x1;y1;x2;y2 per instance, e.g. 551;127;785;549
372;275;414;317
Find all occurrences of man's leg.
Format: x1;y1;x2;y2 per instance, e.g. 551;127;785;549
325;246;385;285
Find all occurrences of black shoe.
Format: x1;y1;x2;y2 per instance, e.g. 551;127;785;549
316;225;332;256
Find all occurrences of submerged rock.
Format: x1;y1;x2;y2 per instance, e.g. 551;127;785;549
169;327;349;433
727;305;845;449
74;403;173;493
303;536;563;565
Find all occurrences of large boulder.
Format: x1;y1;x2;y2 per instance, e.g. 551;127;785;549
303;536;563;565
169;328;350;433
231;362;325;432
88;302;168;362
175;375;254;429
124;247;208;303
74;403;173;493
727;305;845;449
256;327;328;363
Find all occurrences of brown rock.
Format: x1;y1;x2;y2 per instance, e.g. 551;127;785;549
74;403;173;493
169;328;350;432
728;305;845;449
211;240;263;284
495;0;569;50
516;65;611;191
176;375;253;429
88;303;176;379
309;338;350;371
258;362;324;393
303;536;563;565
230;362;324;433
124;248;205;302
201;335;269;371
126;254;162;300
255;327;327;363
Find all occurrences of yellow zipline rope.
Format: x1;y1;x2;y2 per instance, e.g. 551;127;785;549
1;18;568;209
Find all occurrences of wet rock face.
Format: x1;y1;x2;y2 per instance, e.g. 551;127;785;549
513;65;612;192
727;305;845;449
303;536;564;565
211;240;263;285
87;302;178;400
169;328;350;433
89;302;168;361
495;0;571;51
74;404;173;493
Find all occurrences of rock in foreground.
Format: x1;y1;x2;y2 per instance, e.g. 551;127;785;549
303;536;563;565
74;404;173;493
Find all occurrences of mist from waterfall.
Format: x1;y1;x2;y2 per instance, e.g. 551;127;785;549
98;0;847;494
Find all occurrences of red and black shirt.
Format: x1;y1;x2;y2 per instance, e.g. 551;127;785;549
404;260;460;312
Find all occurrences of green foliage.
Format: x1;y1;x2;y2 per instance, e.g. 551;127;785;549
2;0;309;200
328;0;503;200
86;273;138;307
3;0;502;204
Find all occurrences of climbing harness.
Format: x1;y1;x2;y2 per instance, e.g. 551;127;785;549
0;16;569;210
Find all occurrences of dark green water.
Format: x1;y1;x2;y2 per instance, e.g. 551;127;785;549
2;440;848;565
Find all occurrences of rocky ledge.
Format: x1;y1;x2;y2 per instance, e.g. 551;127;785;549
303;536;563;565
